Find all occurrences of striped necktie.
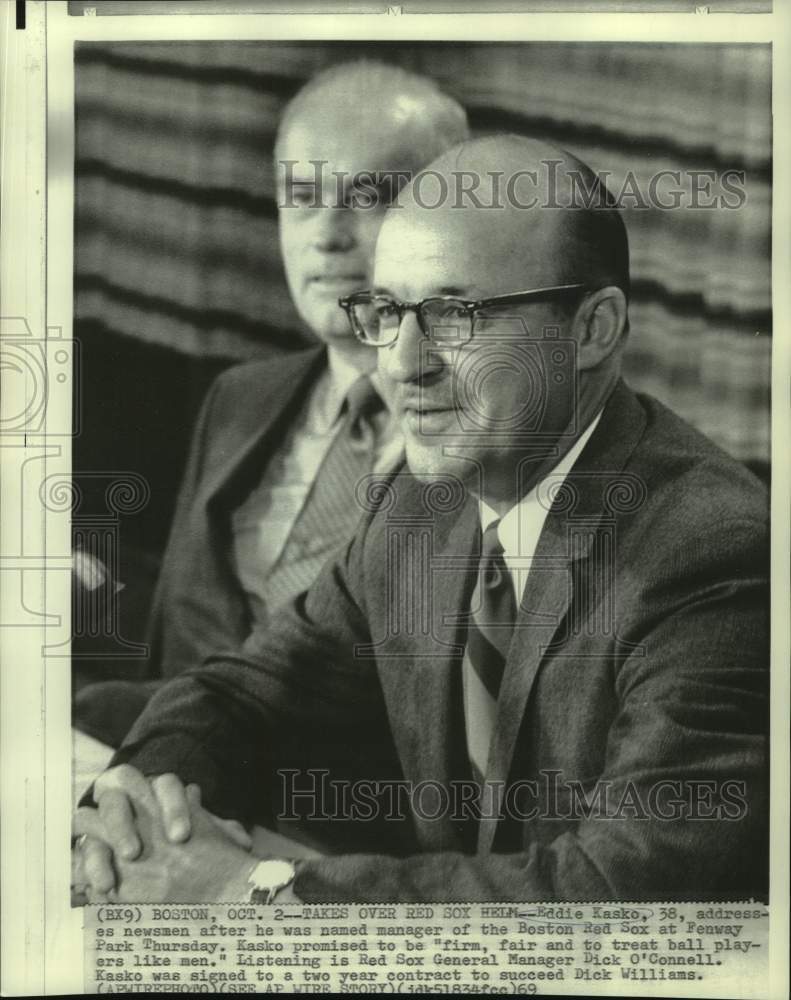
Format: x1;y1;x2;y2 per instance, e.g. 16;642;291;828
260;375;384;615
462;519;518;787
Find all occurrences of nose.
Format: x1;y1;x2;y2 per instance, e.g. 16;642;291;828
378;311;446;385
311;205;355;252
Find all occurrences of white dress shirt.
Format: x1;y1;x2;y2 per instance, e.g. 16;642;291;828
478;411;603;602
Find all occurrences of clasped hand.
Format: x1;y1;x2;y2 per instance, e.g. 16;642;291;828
72;765;256;903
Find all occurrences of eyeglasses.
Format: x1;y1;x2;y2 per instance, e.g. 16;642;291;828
338;283;588;348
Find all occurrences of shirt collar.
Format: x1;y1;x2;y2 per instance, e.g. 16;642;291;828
479;409;604;564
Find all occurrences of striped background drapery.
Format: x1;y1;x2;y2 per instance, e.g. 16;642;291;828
73;40;771;565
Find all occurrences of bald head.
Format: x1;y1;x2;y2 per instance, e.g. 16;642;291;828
275;60;469;167
275;60;468;348
385;134;629;300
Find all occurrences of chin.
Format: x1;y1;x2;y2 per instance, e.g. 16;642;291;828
404;440;477;489
309;318;358;344
403;440;438;479
292;299;351;344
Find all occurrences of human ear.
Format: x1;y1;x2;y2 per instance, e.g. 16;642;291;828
574;286;628;370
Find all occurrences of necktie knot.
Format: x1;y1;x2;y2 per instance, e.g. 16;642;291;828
345;375;385;451
346;375;383;423
480;520;511;590
481;519;504;559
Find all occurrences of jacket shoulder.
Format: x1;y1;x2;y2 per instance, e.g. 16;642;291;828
614;393;769;601
199;344;325;437
631;392;768;531
211;343;324;397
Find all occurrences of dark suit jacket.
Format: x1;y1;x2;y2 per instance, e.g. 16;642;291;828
73;343;327;745
148;342;327;679
114;380;769;902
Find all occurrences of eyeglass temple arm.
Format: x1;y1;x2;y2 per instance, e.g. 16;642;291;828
472;283;587;310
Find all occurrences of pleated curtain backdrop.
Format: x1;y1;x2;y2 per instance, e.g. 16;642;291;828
73;41;771;570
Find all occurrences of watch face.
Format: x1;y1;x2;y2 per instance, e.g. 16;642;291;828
250;859;295;891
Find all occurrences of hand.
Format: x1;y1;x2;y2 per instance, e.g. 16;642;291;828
72;765;251;901
110;784;256;902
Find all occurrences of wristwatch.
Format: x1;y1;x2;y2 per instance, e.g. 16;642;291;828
247;859;297;904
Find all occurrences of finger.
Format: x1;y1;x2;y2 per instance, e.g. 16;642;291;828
95;764;158;813
152;773;192;843
185;783;216;834
73;806;109;842
82;836;117;895
185;784;229;840
97;789;142;860
211;815;253;851
183;783;251;850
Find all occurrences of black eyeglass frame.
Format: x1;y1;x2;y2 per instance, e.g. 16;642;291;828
338;283;588;347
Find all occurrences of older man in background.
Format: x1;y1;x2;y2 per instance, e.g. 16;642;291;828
73;60;469;745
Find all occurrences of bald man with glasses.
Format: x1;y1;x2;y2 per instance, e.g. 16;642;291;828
74;135;768;905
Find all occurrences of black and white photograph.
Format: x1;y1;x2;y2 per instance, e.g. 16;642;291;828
1;3;788;996
68;35;772;901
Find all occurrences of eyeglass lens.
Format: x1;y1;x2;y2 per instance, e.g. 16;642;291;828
353;297;473;345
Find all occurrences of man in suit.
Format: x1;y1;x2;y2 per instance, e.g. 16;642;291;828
74;135;768;903
73;60;469;744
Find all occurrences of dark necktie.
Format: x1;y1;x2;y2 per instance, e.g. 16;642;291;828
462;519;518;786
261;375;385;613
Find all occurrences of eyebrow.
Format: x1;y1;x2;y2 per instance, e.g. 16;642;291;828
371;285;475;299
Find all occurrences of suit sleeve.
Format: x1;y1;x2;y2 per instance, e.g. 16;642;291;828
111;514;388;825
291;518;769;901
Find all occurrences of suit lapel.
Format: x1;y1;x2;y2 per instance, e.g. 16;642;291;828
374;482;479;850
205;346;326;510
414;495;479;788
478;381;648;852
478;508;586;851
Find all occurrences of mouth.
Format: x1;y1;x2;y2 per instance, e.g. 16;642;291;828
401;405;461;434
